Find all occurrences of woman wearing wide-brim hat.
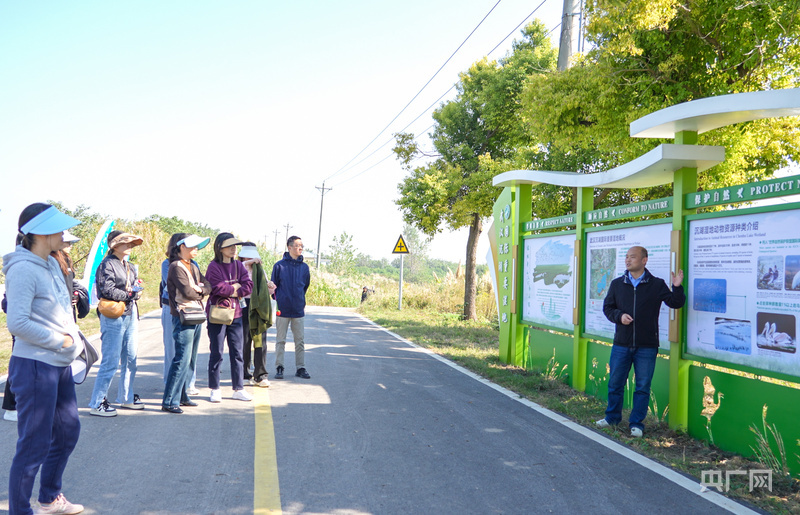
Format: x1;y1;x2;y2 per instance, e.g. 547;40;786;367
87;230;144;417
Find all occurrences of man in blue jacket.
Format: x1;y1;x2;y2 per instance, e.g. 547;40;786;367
271;236;312;379
597;246;685;438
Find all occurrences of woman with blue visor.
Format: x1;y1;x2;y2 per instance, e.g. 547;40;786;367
3;203;85;515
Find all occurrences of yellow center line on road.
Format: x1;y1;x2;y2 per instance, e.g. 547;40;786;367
254;387;281;515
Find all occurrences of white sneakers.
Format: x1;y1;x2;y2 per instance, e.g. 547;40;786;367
4;410;18;422
596;418;644;437
211;388;253;402
35;493;84;514
186;387;200;396
209;389;222;403
232;389;253;401
251;377;270;388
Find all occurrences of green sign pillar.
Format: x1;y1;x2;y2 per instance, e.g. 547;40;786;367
494;184;531;366
571;186;593;391
513;185;533;366
669;130;698;430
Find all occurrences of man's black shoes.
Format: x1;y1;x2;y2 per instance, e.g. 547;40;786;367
296;368;311;379
275;366;284;379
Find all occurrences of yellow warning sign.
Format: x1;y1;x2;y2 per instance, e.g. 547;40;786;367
392;234;409;254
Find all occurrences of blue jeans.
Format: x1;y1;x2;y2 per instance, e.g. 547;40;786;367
9;357;80;515
604;345;658;430
89;311;138;408
162;316;203;407
207;317;244;391
162;305;196;389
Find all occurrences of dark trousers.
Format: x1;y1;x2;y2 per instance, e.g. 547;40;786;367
207;317;245;391
9;357;80;514
241;301;268;381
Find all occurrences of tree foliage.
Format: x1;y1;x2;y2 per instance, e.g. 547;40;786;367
142;214;219;240
394;21;558;319
327;231;357;276
519;0;800;217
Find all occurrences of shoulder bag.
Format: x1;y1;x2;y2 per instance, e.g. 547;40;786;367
178;262;207;325
97;261;129;319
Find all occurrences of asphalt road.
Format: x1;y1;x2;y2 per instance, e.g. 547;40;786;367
0;307;756;514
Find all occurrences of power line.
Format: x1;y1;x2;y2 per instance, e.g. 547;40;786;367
324;0;504;184
487;0;549;56
327;2;563;190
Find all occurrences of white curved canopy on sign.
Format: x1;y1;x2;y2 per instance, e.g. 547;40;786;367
492;144;724;189
630;88;800;139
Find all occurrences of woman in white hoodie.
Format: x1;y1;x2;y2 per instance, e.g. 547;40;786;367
3;202;84;515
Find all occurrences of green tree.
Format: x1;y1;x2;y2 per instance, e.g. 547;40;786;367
394;21;558;320
401;223;430;282
143;214;218;240
519;0;800;217
327;231;357;276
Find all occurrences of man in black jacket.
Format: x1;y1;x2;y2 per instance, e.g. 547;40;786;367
596;246;685;437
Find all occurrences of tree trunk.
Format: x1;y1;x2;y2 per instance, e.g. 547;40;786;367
462;213;481;321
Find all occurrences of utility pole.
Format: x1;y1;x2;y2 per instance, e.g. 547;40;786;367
273;229;280;254
315;181;332;268
557;0;580;71
283;223;292;251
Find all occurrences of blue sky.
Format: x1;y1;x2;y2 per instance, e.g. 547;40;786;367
0;1;567;262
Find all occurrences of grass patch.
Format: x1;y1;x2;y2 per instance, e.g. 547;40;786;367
358;303;800;514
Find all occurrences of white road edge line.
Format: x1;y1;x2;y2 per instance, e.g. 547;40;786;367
354;313;757;515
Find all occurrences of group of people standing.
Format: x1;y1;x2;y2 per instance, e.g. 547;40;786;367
1;202;312;514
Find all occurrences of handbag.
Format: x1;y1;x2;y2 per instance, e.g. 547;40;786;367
71;331;100;384
208;261;241;325
209;298;235;325
96;261;130;319
179;302;206;325
97;298;125;318
176;262;207;325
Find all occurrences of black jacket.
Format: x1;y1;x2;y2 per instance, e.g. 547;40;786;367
602;268;685;348
96;254;140;316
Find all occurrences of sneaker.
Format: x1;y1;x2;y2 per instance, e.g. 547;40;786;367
90;399;117;417
254;377;270;388
295;368;311;379
209;389;222;403
4;410;17;422
35;493;84;514
631;427;643;438
186;387;200;396
121;393;144;410
232;389;252;401
275;366;284;379
596;418;610;428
